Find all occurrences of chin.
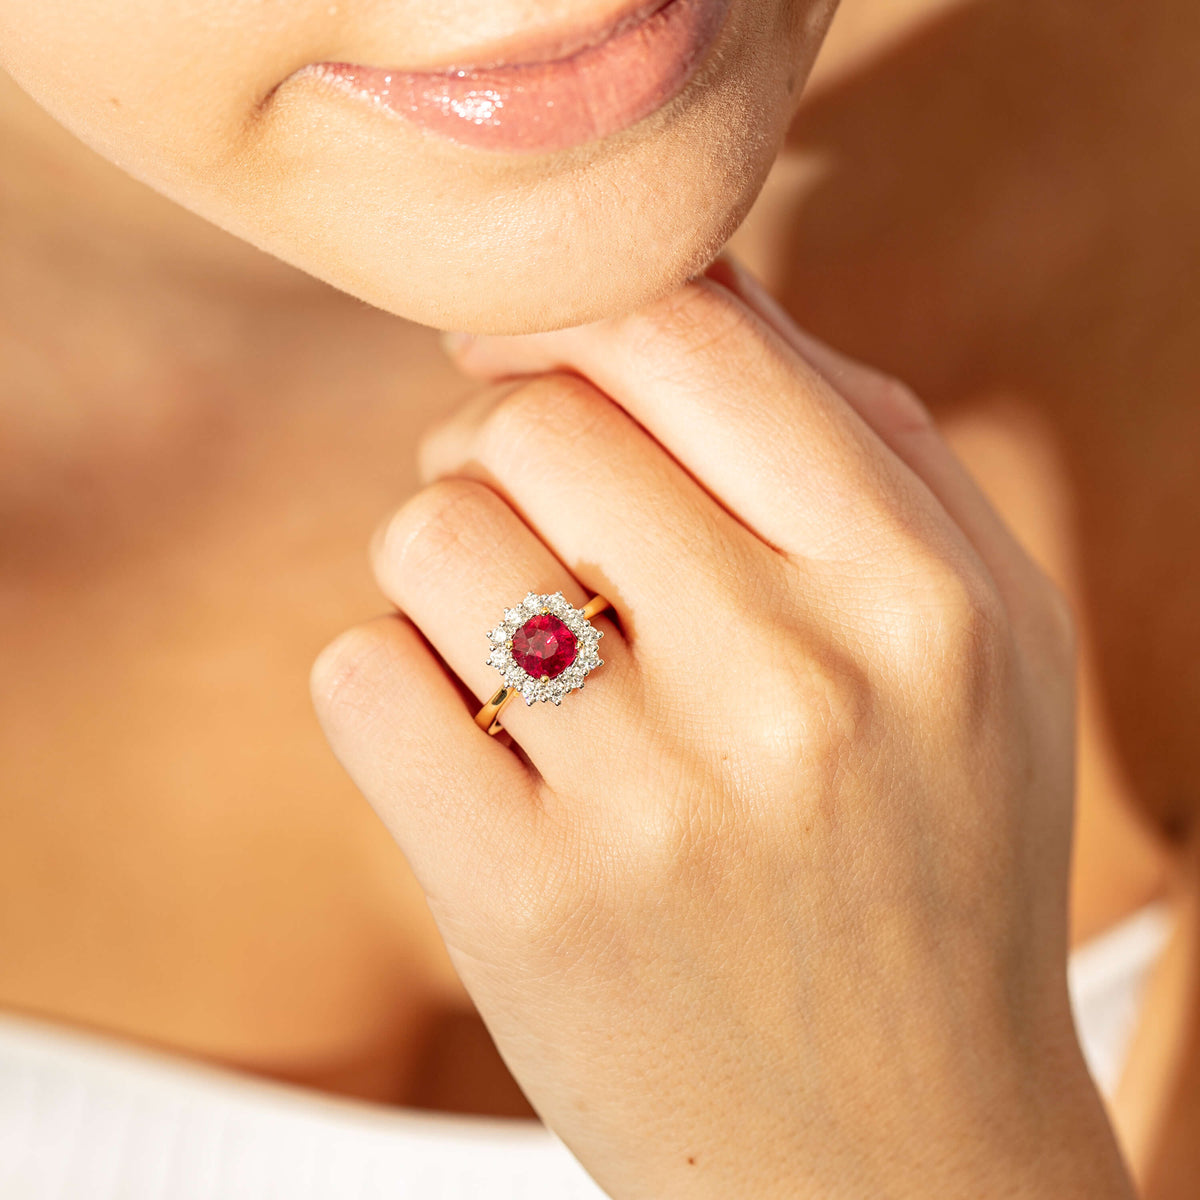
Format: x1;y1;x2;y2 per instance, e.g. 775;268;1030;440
4;0;838;333
192;0;820;332
261;109;778;335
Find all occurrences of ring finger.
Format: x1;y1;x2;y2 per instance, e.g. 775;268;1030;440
371;473;639;788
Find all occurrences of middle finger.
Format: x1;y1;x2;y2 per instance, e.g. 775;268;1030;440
444;280;933;567
417;371;782;661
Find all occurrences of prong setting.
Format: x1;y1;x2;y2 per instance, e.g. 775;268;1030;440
485;590;604;706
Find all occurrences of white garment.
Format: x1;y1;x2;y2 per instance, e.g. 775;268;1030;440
0;1015;604;1199
1068;899;1172;1097
0;901;1171;1199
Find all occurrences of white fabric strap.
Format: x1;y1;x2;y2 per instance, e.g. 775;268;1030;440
1068;899;1173;1097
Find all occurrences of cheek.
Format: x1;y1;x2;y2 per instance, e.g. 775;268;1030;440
0;0;331;183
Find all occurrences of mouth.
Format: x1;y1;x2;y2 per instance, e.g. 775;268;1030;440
301;0;733;155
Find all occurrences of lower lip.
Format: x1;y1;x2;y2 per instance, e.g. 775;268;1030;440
306;0;732;154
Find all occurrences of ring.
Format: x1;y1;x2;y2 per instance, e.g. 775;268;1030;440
474;591;609;736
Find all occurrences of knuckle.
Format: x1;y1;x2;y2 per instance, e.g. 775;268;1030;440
918;559;1012;712
478;371;608;458
309;621;396;729
601;787;753;927
777;649;874;791
493;818;616;956
620;280;759;365
378;476;499;584
714;636;874;816
859;531;1013;695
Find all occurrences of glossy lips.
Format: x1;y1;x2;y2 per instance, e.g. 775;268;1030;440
307;0;732;153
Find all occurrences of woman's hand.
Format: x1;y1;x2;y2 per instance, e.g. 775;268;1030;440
311;263;1133;1200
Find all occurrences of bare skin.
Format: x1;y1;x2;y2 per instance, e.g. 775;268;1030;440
0;66;509;1110
0;0;1196;1183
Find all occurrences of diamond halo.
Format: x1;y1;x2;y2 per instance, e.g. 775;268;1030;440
485;591;605;706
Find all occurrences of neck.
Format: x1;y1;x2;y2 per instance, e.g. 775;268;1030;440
0;69;328;313
0;67;377;478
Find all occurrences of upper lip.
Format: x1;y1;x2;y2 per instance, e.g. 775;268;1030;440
327;0;675;75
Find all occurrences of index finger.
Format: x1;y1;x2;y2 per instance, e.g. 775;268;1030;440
702;257;1048;609
444;280;952;566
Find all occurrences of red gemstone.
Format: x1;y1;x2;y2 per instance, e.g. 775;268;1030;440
511;613;578;680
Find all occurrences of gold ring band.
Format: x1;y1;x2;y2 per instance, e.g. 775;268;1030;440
475;593;609;736
577;595;611;622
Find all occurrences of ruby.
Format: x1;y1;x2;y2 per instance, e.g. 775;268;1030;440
511;613;578;680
